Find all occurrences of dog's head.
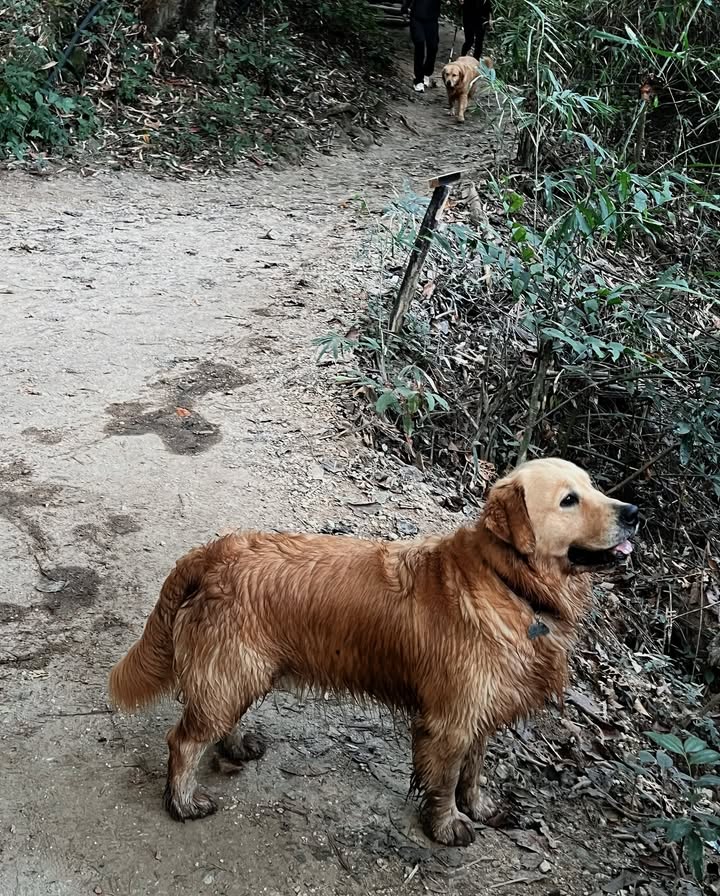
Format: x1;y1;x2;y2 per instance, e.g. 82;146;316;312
483;458;638;572
442;62;464;90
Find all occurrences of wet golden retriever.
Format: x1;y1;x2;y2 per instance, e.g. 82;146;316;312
109;458;638;846
442;54;493;123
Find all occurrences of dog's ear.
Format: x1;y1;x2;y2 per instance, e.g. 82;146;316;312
483;479;536;555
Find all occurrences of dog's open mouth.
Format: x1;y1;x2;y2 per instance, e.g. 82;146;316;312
568;540;633;568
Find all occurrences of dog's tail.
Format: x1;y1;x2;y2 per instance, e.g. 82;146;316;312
108;546;206;711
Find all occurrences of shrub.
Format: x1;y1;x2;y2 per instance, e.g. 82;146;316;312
0;1;97;158
322;0;720;664
0;0;393;164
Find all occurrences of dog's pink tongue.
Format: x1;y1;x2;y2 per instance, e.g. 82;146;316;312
613;540;633;556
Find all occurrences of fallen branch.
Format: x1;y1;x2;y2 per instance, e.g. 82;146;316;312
607;443;678;495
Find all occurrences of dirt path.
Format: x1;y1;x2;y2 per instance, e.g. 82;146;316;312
1;31;625;896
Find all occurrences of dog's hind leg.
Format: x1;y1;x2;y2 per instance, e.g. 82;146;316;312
164;708;219;821
456;736;496;822
216;725;266;767
412;716;475;847
164;642;273;820
214;646;274;767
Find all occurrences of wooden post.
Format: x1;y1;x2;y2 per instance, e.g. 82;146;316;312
389;170;462;334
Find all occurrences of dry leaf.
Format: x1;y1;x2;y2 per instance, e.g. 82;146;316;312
503;829;547;855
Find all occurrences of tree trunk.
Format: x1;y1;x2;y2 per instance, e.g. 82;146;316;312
184;0;216;51
142;0;217;51
141;0;181;37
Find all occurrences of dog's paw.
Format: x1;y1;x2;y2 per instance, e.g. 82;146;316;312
429;810;476;847
457;788;496;823
241;732;266;759
163;784;218;822
216;731;267;765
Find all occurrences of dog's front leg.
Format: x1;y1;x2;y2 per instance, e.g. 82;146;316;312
412;718;475;846
457;94;469;123
456;736;496;822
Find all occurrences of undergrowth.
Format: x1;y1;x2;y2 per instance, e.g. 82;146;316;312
0;0;394;166
315;5;720;883
319;0;719;797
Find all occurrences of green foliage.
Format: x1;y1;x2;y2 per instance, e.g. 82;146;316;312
319;3;719;682
316;1;720;671
494;0;720;168
336;170;720;527
314;331;451;439
487;169;720;492
287;0;390;68
115;42;156;103
638;732;720;881
0;4;96;158
357;367;450;439
0;0;393;164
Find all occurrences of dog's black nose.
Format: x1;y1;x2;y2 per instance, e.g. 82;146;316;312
620;504;639;526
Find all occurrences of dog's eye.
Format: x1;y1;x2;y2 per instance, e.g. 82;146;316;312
560;493;579;508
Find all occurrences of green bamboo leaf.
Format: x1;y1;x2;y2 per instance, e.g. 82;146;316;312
646;731;685;755
375;391;398;415
666;818;692;842
685;831;705;881
684;736;709;754
688;749;720;766
694;774;720;789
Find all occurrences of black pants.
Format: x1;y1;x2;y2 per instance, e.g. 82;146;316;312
410;16;439;84
461;0;491;58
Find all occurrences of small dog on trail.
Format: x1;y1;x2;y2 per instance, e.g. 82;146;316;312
442;54;493;123
109;458;638;846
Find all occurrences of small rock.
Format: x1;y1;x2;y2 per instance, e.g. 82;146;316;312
395;518;419;537
539;860;551;873
319;520;354;535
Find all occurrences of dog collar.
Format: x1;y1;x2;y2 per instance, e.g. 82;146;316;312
495;570;554;640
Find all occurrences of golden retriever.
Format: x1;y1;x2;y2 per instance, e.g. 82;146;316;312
109;458;638;846
442;54;493;123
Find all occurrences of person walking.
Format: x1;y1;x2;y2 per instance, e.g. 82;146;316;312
460;0;492;59
402;0;441;93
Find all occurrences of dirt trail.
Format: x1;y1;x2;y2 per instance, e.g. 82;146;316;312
1;30;621;896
